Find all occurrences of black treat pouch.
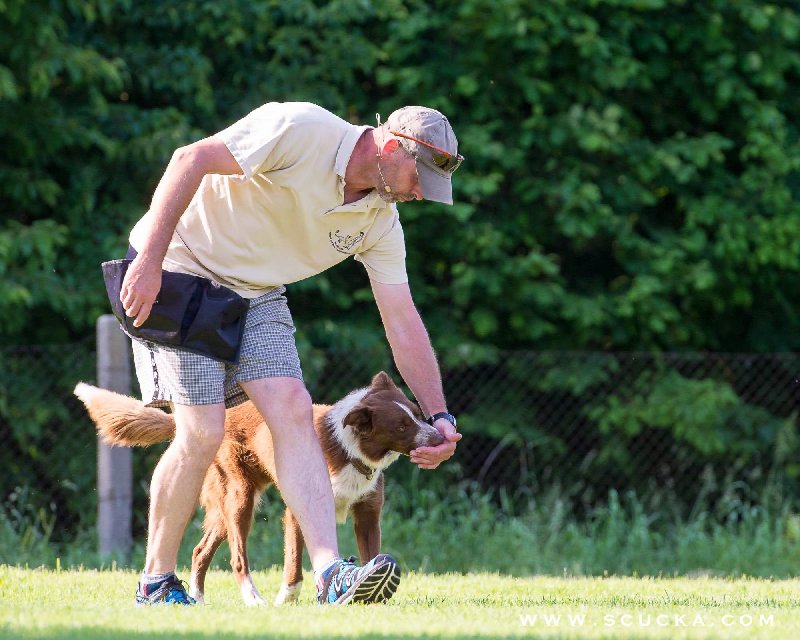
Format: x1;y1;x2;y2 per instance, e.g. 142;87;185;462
101;255;248;365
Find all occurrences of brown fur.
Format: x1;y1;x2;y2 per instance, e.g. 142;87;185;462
74;372;442;605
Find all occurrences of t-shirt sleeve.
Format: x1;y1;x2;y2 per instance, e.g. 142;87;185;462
216;103;297;180
355;210;409;284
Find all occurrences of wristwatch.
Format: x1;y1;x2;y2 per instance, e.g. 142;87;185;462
427;412;457;427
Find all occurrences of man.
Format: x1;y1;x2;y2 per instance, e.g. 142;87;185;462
119;102;463;606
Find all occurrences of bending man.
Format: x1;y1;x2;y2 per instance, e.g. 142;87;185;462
119;102;463;606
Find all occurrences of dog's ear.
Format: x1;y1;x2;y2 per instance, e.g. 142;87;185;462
344;406;373;434
370;371;396;392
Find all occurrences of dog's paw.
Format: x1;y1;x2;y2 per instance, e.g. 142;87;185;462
274;582;302;605
188;583;205;605
240;575;267;606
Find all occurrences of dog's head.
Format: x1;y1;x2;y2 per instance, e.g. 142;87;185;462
341;371;445;463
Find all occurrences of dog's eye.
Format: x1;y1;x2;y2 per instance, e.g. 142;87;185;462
398;425;406;433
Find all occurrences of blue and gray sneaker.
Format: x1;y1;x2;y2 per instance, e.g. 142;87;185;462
316;554;401;605
135;574;196;606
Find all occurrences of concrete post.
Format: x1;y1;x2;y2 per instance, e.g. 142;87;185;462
96;315;133;562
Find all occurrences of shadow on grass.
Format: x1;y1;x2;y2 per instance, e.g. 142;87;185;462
7;632;662;640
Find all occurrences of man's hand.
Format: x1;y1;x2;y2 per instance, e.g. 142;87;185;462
410;418;462;470
120;256;162;327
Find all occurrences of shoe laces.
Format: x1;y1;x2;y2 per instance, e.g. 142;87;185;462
168;579;195;604
331;557;362;591
317;556;359;602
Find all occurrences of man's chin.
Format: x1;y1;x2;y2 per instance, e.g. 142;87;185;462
377;191;412;204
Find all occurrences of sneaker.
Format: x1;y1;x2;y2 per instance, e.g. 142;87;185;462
135;574;196;606
316;554;401;605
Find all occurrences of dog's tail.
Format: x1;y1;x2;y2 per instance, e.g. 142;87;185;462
74;382;176;447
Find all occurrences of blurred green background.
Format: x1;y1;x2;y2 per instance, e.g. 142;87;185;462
2;0;800;573
4;0;800;353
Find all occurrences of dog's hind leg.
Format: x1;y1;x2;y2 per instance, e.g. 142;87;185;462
189;512;227;605
274;507;304;605
223;477;265;606
190;464;230;604
351;475;385;563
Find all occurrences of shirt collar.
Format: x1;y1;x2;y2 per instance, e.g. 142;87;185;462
323;124;387;213
335;124;371;178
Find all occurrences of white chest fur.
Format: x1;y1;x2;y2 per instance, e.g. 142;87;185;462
330;464;382;523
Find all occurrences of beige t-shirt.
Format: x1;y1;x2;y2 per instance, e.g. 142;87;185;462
129;102;408;298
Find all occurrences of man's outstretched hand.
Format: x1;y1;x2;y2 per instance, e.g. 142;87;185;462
410;418;462;470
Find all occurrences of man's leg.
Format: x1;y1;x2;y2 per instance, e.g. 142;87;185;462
144;402;226;574
240;377;400;605
239;377;338;569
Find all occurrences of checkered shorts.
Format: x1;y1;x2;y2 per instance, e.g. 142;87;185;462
132;286;302;409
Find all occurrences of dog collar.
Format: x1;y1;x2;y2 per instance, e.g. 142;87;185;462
349;458;376;480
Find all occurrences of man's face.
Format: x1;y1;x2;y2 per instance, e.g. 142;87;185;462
378;148;424;204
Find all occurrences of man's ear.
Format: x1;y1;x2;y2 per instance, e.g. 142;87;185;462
343;406;373;434
380;136;401;156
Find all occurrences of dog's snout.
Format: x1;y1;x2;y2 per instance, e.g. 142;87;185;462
420;425;445;447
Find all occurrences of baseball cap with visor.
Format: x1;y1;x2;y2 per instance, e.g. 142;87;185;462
382;106;462;205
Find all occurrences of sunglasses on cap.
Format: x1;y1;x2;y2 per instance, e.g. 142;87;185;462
390;130;464;173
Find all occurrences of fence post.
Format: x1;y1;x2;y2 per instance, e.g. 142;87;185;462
96;315;133;562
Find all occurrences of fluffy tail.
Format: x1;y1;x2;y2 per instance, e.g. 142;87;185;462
74;382;176;447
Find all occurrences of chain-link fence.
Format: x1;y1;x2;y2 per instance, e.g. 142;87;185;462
2;339;799;545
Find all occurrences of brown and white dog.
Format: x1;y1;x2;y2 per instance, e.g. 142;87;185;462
74;371;443;606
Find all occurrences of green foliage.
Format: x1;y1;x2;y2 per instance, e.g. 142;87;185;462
403;0;800;354
242;481;800;578
3;1;800;542
6;482;800;580
2;0;800;351
0;486;56;566
0;344;97;537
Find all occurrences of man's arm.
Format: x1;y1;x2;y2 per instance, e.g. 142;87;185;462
121;135;243;327
370;280;462;469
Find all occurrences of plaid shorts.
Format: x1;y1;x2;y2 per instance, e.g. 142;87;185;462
132;286;302;409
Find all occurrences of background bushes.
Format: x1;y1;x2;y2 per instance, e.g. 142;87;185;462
3;0;800;353
2;0;800;551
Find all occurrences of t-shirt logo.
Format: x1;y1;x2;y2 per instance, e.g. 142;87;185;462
329;230;365;254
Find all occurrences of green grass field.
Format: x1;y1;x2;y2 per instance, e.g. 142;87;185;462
2;566;799;640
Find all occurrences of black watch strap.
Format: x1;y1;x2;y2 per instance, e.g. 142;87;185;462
427;412;457;427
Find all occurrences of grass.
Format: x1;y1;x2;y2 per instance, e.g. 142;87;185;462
1;566;800;639
4;483;800;578
3;483;800;638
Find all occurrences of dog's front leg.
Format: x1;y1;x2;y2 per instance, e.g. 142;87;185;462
275;507;304;605
351;475;384;563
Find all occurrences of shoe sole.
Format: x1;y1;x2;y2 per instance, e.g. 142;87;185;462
336;559;401;605
135;597;196;606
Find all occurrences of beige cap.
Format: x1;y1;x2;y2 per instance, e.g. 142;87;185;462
384;106;462;205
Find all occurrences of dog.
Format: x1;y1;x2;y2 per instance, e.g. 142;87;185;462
74;371;443;605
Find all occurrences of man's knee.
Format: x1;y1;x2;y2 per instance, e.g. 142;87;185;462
242;377;313;433
279;382;313;424
270;383;314;435
173;404;226;456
